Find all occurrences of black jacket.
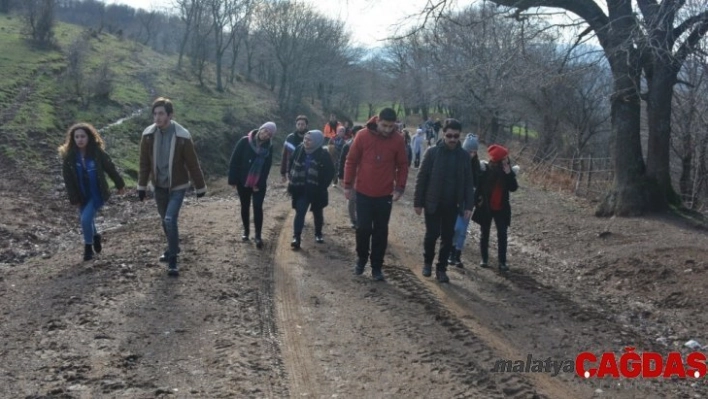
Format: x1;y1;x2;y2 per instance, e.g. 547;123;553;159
473;161;518;226
414;141;474;215
287;145;335;210
227;130;273;190
280;130;306;177
338;139;353;180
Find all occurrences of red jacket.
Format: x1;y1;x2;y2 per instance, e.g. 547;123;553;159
343;116;409;197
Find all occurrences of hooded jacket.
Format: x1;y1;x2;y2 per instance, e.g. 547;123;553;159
343;116;409;197
138;121;206;194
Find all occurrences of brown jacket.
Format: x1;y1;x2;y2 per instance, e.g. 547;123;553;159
138;121;206;194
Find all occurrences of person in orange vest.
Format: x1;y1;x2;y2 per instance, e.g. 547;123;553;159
323;113;342;144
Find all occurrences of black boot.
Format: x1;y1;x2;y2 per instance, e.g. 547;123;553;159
447;251;456;266
83;244;94;261
167;256;179;276
93;234;102;254
455;249;464;268
291;235;301;250
435;265;449;283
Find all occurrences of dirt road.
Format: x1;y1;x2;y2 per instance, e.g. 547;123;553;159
2;169;708;398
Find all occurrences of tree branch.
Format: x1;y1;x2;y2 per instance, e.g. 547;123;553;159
673;10;708;40
675;16;708;66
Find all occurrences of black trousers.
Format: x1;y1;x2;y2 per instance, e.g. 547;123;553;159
479;210;508;264
236;183;266;238
355;192;393;269
423;205;457;270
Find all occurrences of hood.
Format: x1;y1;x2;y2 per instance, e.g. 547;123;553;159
365;116;399;137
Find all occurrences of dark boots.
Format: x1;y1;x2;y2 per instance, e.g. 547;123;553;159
83;244;94;261
93;234;102;254
435;265;449;283
447;249;463;268
291;235;301;250
167;256;179;276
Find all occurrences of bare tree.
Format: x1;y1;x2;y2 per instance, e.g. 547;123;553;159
135;9;158;46
423;0;708;215
174;0;206;70
207;0;254;92
23;0;55;46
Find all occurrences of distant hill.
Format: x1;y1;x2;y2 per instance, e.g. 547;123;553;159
0;15;288;189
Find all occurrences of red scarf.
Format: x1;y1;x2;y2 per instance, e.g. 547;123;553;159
490;181;504;211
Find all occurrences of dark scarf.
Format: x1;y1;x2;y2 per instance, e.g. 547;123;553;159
245;131;271;188
289;147;323;194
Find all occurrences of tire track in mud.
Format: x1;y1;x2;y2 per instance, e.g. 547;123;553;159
274;195;558;398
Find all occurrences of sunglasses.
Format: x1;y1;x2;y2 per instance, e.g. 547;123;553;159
445;133;460;139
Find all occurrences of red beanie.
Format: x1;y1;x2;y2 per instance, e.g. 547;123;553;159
487;144;509;162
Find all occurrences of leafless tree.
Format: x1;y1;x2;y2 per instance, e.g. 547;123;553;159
421;0;708;216
23;0;55;46
207;0;255;92
174;0;206;70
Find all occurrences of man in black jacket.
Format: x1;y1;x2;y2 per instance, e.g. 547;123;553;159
281;115;308;183
413;118;474;283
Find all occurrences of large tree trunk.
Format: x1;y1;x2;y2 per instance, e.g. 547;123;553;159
645;65;679;209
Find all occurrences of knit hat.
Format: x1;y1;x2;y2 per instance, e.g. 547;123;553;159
259;121;277;135
462;133;479;152
306;130;324;151
416;128;424;135
487;144;509;162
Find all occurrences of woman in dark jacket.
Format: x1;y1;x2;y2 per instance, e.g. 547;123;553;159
287;130;335;250
472;144;518;272
228;122;275;249
59;122;126;261
413;119;474;283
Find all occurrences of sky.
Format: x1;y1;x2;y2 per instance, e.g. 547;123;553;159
103;0;434;47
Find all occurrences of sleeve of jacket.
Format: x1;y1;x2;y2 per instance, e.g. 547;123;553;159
62;158;81;205
338;143;350;180
100;150;126;190
259;147;273;190
394;137;409;193
228;138;244;186
413;147;433;208
280;140;290;177
343;135;361;189
462;154;474;211
183;138;207;194
321;149;336;187
506;170;519;192
138;134;151;190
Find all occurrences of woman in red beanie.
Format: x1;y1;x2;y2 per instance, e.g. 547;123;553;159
471;144;518;272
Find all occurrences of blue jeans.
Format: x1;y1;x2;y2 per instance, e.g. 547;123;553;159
154;188;186;258
453;215;470;250
293;195;323;237
79;200;98;244
355;192;392;269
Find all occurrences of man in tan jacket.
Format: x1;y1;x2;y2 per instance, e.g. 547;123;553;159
138;97;206;276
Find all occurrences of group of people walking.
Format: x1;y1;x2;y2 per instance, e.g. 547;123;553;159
60;99;518;282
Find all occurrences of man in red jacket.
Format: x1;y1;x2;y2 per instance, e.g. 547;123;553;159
343;108;409;281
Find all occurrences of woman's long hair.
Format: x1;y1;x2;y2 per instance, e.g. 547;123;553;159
57;123;105;159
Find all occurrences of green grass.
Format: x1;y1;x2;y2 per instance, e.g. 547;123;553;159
0;16;278;183
511;125;539;139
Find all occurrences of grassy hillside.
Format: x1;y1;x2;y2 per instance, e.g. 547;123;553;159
0;15;282;188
